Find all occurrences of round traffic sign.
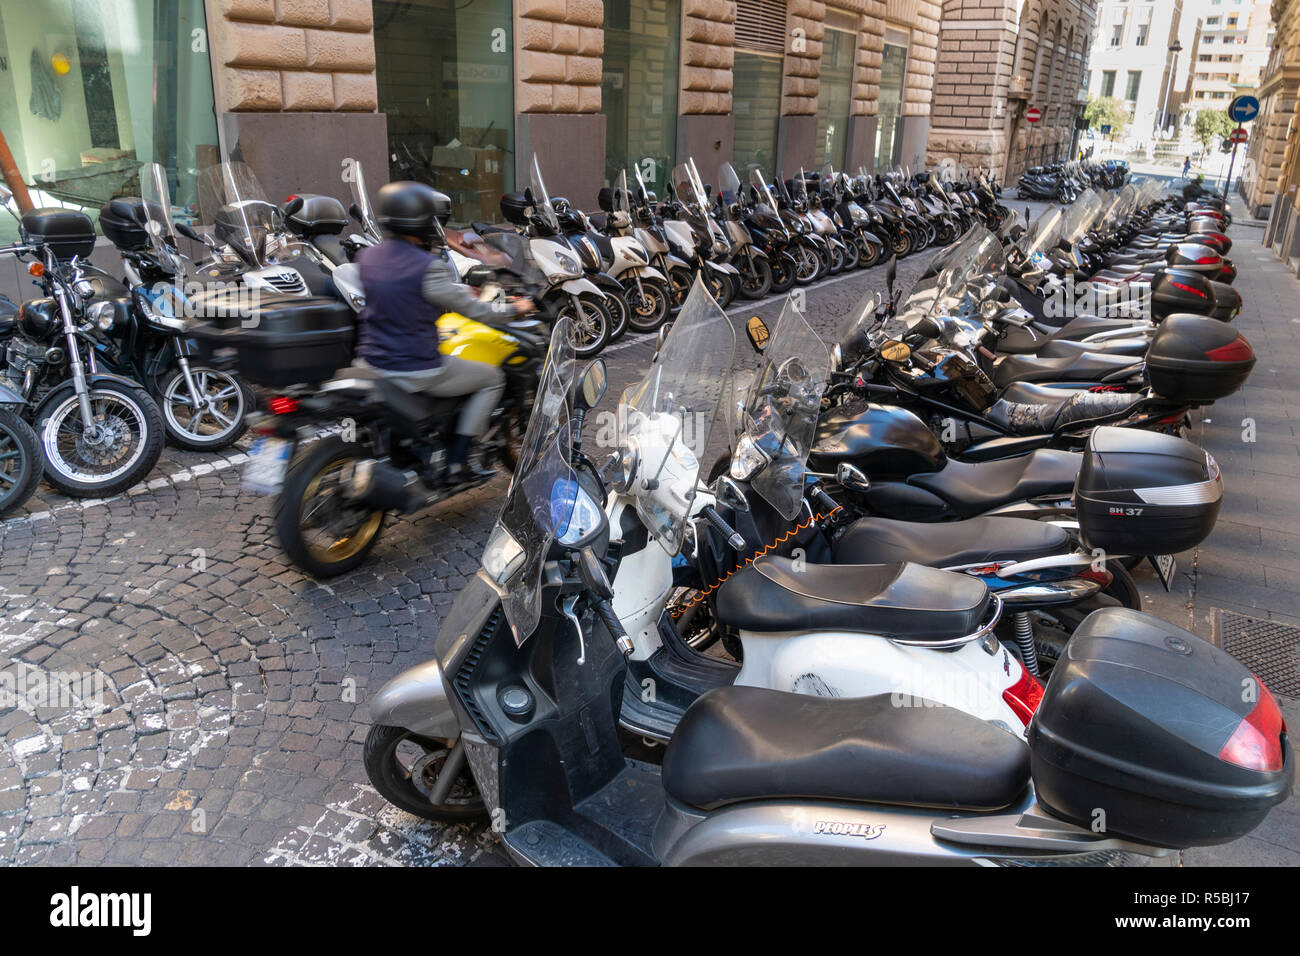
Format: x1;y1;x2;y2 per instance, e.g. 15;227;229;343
1026;106;1042;124
1228;95;1260;124
1229;128;1248;145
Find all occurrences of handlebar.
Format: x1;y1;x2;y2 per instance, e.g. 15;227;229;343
701;505;745;551
595;599;634;657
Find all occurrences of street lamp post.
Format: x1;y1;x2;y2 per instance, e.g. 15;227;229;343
1157;40;1184;141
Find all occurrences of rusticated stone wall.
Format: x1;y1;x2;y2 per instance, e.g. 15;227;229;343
782;0;825;116
515;0;606;112
681;0;737;114
207;0;378;111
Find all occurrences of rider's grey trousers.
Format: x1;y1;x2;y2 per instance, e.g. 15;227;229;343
356;357;505;437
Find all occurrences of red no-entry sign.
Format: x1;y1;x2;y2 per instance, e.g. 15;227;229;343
1026;106;1042;124
1229;128;1248;145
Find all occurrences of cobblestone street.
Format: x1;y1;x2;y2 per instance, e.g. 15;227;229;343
1;198;1296;866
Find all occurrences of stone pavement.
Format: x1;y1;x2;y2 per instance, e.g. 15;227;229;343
0;197;1295;866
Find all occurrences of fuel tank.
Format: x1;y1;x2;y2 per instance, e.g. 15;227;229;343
809;401;946;478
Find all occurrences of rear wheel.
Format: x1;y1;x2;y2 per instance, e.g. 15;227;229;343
274;436;386;577
0;410;42;517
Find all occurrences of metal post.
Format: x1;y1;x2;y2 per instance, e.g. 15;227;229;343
1223;123;1244;201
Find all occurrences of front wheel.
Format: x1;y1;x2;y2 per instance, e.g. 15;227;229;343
770;252;798;293
0;410;42;517
363;725;486;822
158;365;252;451
736;255;773;299
604;288;630;343
623;278;670;332
37;381;164;498
704;268;734;308
274;436;386;577
667;266;693;310
556;294;611;358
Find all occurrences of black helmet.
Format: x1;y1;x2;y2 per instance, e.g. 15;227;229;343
376;181;451;244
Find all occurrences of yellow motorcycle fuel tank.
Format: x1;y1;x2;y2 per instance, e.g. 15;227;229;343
437;314;526;367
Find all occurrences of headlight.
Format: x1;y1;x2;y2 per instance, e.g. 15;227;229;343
554;252;580;275
730;433;771;481
88;301;116;332
482;523;526;585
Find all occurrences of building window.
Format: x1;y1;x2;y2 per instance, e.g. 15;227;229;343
733;0;787;173
0;0;218;240
1136;24;1148;46
602;0;680;196
814;17;855;170
373;0;515;224
1100;70;1117;98
1125;71;1141;101
1110;23;1123;46
1199;54;1213;62
1207;16;1220;25
875;33;908;170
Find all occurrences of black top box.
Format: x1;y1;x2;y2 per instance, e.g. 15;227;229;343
21;208;97;262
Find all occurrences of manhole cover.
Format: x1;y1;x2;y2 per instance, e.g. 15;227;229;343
1216;610;1300;698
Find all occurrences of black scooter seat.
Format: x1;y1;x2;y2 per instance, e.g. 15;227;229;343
997;316;1143;352
834;515;1069;567
662;686;1030;811
714;554;990;639
909;448;1082;517
993;350;1141;388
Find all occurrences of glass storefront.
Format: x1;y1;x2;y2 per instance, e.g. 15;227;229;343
602;0;680;196
875;36;908;170
373;0;515;225
814;25;854;170
733;51;783;174
0;0;217;239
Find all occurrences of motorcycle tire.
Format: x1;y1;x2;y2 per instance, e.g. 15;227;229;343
792;242;821;285
770;252;798;293
705;269;734;308
36;380;164;498
157;365;253;451
560;293;612;358
857;236;882;269
274;436;386;577
604;287;630;343
839;235;861;271
827;242;846;275
624;278;670;333
890;229;913;258
737;256;773;300
0;409;42;518
667;266;694;310
363;725;486;822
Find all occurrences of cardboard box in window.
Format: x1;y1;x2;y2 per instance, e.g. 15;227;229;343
429;144;506;223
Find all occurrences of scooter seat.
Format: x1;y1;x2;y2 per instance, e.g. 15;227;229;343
833;516;1069;568
714;554;990;640
996;316;1143;353
662;686;1030;811
908;448;1082;518
992;350;1141;388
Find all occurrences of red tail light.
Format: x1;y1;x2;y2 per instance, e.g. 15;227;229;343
285;194;299;203
268;396;300;415
1003;667;1046;727
1079;567;1114;588
1169;280;1207;299
1195;255;1220;265
1219;677;1286;772
1206;338;1253;363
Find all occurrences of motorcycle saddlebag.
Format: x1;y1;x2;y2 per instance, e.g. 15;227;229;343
285;194;348;237
1028;607;1292;849
1074;426;1221;556
1146;314;1255;402
21;208;97;262
1148;267;1215;321
188;293;355;387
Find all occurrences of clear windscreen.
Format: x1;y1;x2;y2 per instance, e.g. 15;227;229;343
837;288;884;361
1020;207;1065;259
529;154;560;234
490;318;578;644
350;161;381;241
613;170;631;214
619;277;735;554
138;162;182;275
197;162;276;267
926;227;1006;321
718;162;742;216
737;297;831;520
672;162;706;217
1058;188;1102;245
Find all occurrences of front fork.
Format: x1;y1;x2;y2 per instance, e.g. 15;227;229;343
174;353;206;409
54;283;96;430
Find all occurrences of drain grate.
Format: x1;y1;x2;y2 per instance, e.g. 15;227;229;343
1216;610;1300;698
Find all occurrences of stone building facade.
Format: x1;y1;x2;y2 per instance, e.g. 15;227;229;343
927;0;1098;182
1247;0;1298;220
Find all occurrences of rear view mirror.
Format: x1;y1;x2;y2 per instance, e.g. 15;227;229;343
349;201;364;223
578;359;608;410
283;196;304;218
836;463;870;492
745;315;770;353
175;221;204;243
597;187;614;213
715;476;750;513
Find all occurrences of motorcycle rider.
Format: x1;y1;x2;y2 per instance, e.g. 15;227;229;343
355;181;532;483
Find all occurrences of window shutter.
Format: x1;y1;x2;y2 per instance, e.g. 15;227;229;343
735;0;788;55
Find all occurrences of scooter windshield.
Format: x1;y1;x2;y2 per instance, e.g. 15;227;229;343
618;278;735;555
672;161;707;218
138;162;182;276
486;318;580;644
197;162;279;268
529;154;560;235
1057;189;1102;246
926;226;1006;322
1019;207;1065;261
349;161;382;242
613;170;632;215
737;297;831;520
718;162;743;219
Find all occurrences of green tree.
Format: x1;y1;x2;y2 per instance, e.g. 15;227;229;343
1085;97;1129;141
1194;109;1234;150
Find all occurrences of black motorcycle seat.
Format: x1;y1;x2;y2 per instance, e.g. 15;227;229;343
986;389;1142;435
662;686;1031;811
908;448;1082;517
997;316;1142;353
374;379;452;428
992;350;1141;388
833;515;1069;568
1035;335;1147;358
714;554;990;640
313;234;350;267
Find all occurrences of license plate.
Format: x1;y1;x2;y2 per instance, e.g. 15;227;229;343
1150;554;1176;591
244;437;292;494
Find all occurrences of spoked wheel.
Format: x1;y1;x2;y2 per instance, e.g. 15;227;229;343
0;410;42;517
624;279;670;332
792;242;820;284
737;255;773;299
158;365;252;451
274;437;386;577
558;294;611;358
38;382;164;498
890;229;913;258
363;725;486;822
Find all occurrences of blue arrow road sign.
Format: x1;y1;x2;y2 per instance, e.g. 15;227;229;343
1229;95;1260;123
1100;124;1111;135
